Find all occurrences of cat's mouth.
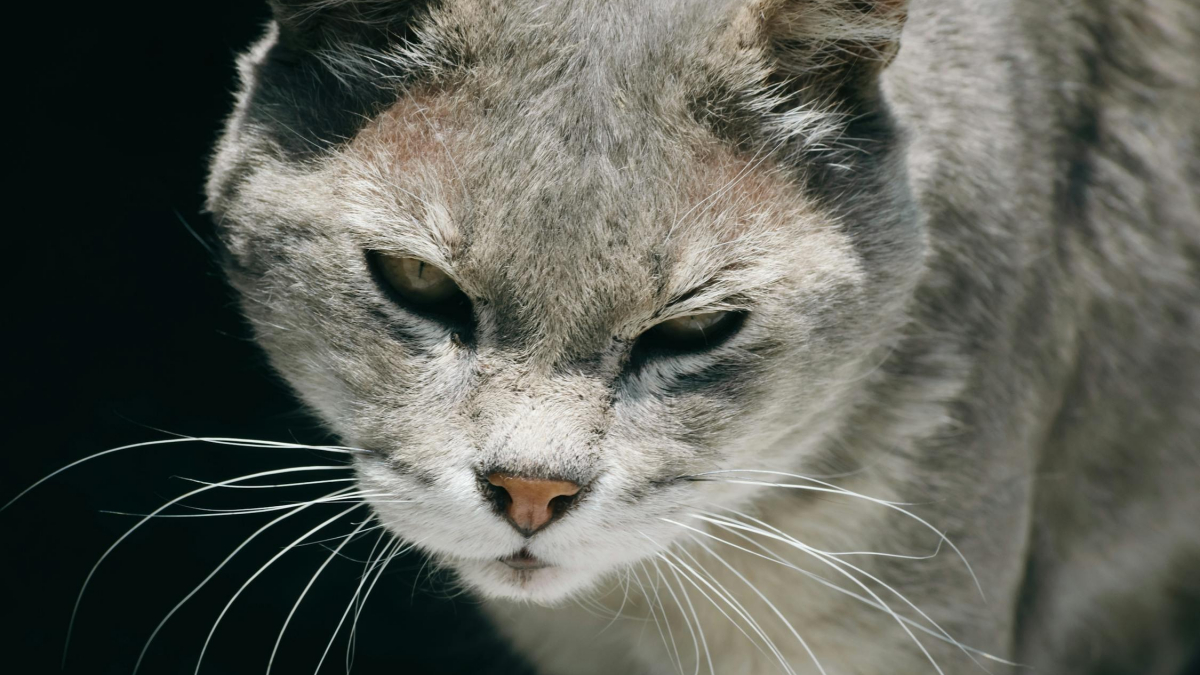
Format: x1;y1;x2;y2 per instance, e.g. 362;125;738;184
499;548;550;570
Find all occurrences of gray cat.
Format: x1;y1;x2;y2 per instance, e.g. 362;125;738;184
205;0;1200;672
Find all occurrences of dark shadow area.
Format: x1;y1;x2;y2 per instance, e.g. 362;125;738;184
1;3;532;673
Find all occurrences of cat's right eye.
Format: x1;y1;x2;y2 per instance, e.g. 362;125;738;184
368;251;473;330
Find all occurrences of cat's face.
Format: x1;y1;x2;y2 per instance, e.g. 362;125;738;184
208;0;919;603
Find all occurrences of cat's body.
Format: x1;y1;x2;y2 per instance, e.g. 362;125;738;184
207;0;1200;673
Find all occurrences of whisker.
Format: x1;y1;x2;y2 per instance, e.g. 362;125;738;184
98;491;396;518
572;579;626;620
303;522;389;551
655;547;794;675
631;561;681;675
714;509;998;672
312;529;389;675
64;465;348;667
132;429;371;456
647;549;772;667
572;596;616;621
694;513;947;674
3;436;361;512
348;538;409;673
691;470;985;599
597;568;634;633
684;474;914;505
131;487;358;675
623;567;653;647
172;476;357;490
665;514;1014;665
817;537;944;560
194;504;365;675
656;555;713;675
680;533;826;675
655;559;690;675
705;507;984;663
266;517;373;675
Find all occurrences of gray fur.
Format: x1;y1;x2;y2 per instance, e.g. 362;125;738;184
206;0;1200;672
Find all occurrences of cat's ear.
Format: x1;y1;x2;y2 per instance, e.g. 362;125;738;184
722;0;908;108
267;0;430;51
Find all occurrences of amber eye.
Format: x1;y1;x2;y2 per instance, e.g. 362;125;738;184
368;252;473;330
634;310;745;357
376;255;459;303
653;311;729;341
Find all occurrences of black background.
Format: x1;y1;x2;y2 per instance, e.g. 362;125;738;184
2;3;531;673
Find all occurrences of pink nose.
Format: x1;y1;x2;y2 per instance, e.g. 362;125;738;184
486;473;582;535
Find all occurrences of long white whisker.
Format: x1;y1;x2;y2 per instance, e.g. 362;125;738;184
597;568;634;633
140;432;370;456
573;584;623;620
694;470;984;599
680;532;826;675
3;436;362;511
651;556;700;675
655;548;795;675
172;476;357;490
571;597;612;621
808;546;994;672
194;504;364;675
584;575;638;616
694;513;944;675
713;509;991;672
64;465;347;667
348;537;408;673
313;529;387;675
625;567;653;648
818;538;944;560
304;522;389;551
632;561;681;675
688;474;913;505
666;514;1015;665
706;507;985;665
647;548;772;666
99;491;397;518
266;516;372;675
657;555;713;675
131;486;358;675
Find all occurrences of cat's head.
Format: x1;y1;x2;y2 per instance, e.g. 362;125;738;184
207;0;920;603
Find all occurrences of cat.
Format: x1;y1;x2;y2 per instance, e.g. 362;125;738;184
201;0;1200;672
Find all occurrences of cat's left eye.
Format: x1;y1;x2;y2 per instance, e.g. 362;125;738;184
368;252;473;330
634;310;745;356
655;312;730;341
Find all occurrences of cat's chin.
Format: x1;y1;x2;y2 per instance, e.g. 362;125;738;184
452;557;603;605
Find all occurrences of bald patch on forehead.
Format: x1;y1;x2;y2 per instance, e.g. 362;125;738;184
344;86;468;182
682;143;807;225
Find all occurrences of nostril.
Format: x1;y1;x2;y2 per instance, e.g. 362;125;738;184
484;480;512;511
548;492;577;516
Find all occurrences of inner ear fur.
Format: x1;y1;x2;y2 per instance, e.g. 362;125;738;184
716;0;908;111
768;0;907;101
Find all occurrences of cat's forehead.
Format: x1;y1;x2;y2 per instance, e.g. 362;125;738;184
336;80;821;357
300;0;844;358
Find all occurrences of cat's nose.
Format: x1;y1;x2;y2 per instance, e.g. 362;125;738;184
484;473;582;536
